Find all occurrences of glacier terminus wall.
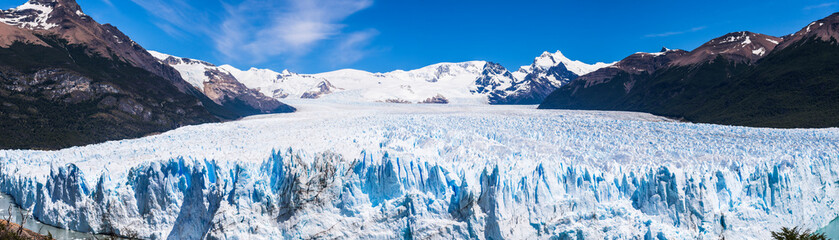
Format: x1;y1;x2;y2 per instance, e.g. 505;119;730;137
0;102;837;239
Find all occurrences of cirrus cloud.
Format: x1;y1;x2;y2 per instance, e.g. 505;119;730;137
644;26;707;38
130;0;375;65
804;2;837;10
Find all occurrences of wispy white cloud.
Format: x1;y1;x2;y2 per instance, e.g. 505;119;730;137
804;2;837;10
329;29;378;66
130;0;374;65
644;26;707;38
153;22;188;39
129;0;210;36
100;0;114;7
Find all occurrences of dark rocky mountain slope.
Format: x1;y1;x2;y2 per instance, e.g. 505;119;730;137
0;0;293;149
540;15;839;128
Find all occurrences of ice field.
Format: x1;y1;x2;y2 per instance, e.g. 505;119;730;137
0;101;837;239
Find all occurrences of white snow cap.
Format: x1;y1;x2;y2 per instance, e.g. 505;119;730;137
148;50;227;91
146;50;172;60
0;1;58;30
528;50;613;76
637;47;679;57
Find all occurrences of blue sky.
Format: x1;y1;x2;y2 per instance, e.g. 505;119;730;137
4;0;839;73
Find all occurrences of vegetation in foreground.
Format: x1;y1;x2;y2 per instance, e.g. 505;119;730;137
0;219;51;240
771;227;829;240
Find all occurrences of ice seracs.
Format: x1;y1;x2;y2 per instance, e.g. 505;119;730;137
0;102;837;239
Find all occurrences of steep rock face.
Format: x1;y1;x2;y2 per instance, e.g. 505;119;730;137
202;69;294;114
0;0;301;149
541;13;839;128
471;62;514;95
2;0;271;119
516;51;612;78
148;51;295;115
490;51;612;104
1;0;196;93
489;63;579;105
0;37;218;149
0;0;226;149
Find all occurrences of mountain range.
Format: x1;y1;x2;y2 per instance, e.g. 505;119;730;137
2;1;839;239
151;50;610;105
0;0;293;149
540;14;839;128
3;0;839;151
0;0;607;149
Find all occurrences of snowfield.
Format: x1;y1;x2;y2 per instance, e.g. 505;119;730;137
1;101;838;239
149;50;615;105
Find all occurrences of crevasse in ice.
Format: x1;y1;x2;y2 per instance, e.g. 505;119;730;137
0;103;836;239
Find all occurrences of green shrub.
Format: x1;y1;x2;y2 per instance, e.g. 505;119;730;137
771;227;828;240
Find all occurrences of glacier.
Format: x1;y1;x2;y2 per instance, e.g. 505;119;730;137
0;101;837;239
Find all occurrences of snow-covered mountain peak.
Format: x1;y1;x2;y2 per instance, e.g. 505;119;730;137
1;1;58;30
148;50;222;90
148;51;290;113
490;51;612;104
148;50;217;66
145;50;592;104
392;61;487;83
235;66;281;78
522;50;612;77
146;50;170;60
533;50;569;70
0;0;88;30
215;60;504;103
220;65;282;82
220;65;344;99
